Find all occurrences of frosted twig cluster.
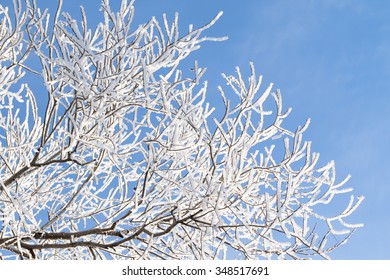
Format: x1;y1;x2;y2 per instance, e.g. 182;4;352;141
0;0;363;259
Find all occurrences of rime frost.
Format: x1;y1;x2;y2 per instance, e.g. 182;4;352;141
0;0;363;260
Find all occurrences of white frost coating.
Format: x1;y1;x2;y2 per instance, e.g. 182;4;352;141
0;0;363;260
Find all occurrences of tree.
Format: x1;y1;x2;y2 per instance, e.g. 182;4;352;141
0;0;363;260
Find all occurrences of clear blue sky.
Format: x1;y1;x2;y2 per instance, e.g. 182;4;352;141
27;0;390;259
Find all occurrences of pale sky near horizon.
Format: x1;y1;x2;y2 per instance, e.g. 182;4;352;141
6;0;390;259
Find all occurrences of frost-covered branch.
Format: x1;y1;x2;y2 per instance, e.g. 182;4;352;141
0;0;363;260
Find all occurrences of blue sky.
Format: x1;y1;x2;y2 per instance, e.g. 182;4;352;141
24;0;390;259
132;0;388;260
